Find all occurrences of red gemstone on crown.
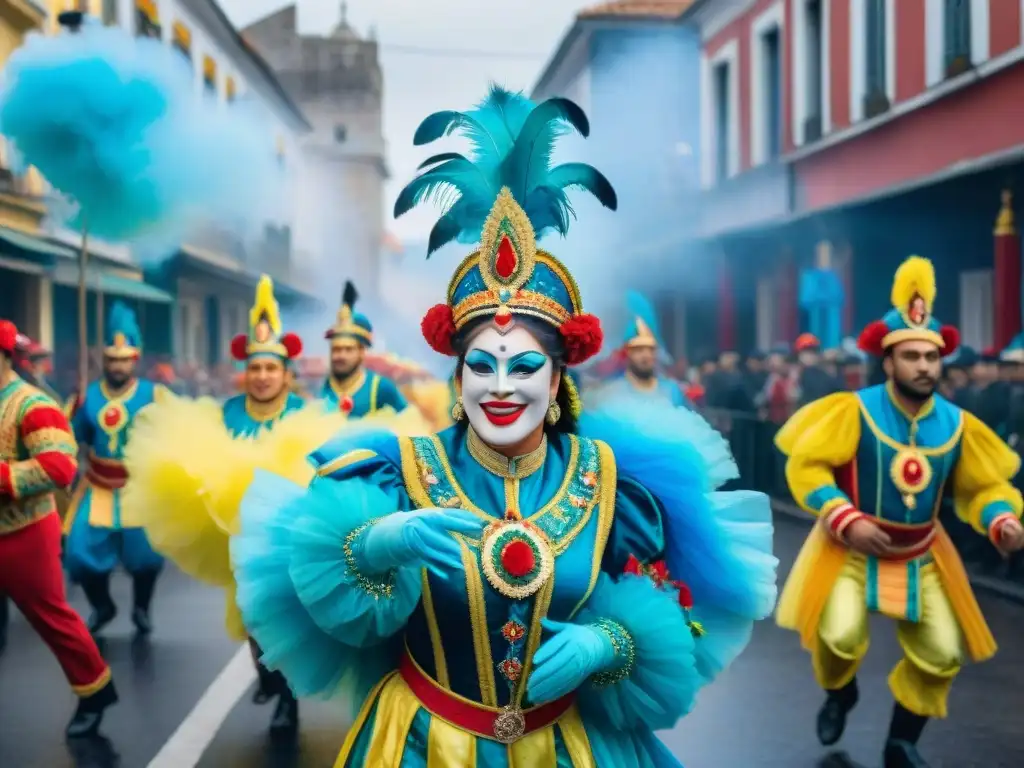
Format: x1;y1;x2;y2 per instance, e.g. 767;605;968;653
903;459;922;485
494;312;512;327
500;539;536;578
340;396;354;414
495;235;517;279
103;408;119;427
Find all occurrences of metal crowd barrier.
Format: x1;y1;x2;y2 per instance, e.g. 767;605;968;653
701;407;1024;589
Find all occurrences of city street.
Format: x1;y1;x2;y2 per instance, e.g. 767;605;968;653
1;515;1022;768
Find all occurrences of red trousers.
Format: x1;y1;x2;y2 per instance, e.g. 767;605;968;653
0;512;110;696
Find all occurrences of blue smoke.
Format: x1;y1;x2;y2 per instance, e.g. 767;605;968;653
0;17;284;260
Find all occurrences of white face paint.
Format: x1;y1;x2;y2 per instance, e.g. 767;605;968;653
460;325;554;448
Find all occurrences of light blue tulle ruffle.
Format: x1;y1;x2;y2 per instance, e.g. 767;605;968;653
576;574;695;732
578;401;778;622
230;471;417;703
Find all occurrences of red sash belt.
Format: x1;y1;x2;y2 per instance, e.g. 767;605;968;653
874;519;935;562
398;651;575;743
87;453;128;490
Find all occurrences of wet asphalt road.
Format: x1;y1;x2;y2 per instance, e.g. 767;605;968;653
1;515;1022;768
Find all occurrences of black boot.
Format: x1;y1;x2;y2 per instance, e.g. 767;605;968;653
269;684;299;742
66;678;119;739
0;595;8;655
883;703;930;767
80;574;117;634
131;570;159;635
816;678;859;746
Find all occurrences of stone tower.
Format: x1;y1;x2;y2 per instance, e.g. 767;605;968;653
243;3;387;301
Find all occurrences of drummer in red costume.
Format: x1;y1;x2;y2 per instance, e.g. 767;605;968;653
0;319;118;738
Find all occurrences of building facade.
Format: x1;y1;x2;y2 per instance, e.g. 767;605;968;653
36;0;316;369
241;3;387;304
530;1;700;355
694;0;1024;356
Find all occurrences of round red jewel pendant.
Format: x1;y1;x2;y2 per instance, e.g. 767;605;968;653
340;396;354;414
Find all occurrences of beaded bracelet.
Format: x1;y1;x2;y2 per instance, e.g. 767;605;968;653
343;517;397;599
589;618;637;688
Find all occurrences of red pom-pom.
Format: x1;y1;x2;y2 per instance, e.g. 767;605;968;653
230;334;249;361
500;539;536;578
0;320;17;354
421;303;456;356
857;321;890;356
940;325;960;356
560;313;604;365
281;333;303;359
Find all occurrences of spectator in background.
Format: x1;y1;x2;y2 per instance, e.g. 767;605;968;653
793;333;843;407
744;351;768;405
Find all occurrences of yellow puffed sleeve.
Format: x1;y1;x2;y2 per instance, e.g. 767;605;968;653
952;411;1022;537
775;392;862;516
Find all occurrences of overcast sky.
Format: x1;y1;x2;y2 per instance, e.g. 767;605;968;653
219;0;586;242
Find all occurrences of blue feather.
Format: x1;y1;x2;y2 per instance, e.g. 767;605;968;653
108;300;140;343
395;83;615;255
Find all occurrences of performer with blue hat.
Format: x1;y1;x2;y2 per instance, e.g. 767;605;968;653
64;301;167;636
775;256;1024;768
587;291;691;409
229;85;776;767
322;280;406;416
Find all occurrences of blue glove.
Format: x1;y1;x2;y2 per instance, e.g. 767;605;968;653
526;618;616;703
357;508;485;580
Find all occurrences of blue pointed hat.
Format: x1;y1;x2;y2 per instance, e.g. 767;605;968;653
105;301;141;359
1000;332;1024;363
325;280;373;347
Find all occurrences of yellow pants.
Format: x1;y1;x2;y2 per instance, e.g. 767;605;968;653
813;555;963;718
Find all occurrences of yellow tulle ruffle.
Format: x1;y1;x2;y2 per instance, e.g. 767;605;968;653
123;393;434;639
402;379;454;432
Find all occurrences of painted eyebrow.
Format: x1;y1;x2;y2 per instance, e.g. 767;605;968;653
465;350;498;366
508;351;547;367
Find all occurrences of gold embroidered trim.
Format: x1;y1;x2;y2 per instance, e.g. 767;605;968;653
466;427;547;480
420;570;450;689
459;536;498;706
316;448;378;478
569;440;617;618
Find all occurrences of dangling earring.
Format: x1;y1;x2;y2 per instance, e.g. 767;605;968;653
451;398;466;422
545;400;561;426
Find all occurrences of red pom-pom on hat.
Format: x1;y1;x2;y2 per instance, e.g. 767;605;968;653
0;320;16;355
561;313;603;365
230;334;249;361
421;303;456;356
857;321;890;356
281;333;303;359
940;325;960;356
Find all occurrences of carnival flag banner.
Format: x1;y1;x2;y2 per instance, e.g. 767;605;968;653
799;241;845;350
0;12;283;257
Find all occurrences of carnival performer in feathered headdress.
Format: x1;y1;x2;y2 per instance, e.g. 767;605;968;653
775;256;1024;768
586;290;692;409
64;301;168;638
121;275;432;741
229;85;777;767
322;280;407;416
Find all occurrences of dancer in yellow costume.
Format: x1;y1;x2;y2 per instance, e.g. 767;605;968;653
122;275;433;740
775;256;1024;768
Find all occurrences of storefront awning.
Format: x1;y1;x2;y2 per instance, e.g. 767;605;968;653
52;265;173;304
0;225;74;266
169;248;321;308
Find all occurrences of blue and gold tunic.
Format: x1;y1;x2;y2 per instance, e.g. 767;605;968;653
65;379;166;531
322;370;406;417
776;382;1022;661
222;392;305;438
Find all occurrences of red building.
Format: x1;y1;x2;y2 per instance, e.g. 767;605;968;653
676;0;1024;357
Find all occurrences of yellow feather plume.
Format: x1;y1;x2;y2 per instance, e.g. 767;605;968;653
890;256;936;313
249;274;282;335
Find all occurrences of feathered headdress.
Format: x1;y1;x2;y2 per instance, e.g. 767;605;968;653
325;280;373;347
396;85;617;366
231;275;303;362
105;301;142;359
857;256;959;356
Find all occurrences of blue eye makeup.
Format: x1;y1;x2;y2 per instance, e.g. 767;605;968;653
465;350;497;375
508;351;548;376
